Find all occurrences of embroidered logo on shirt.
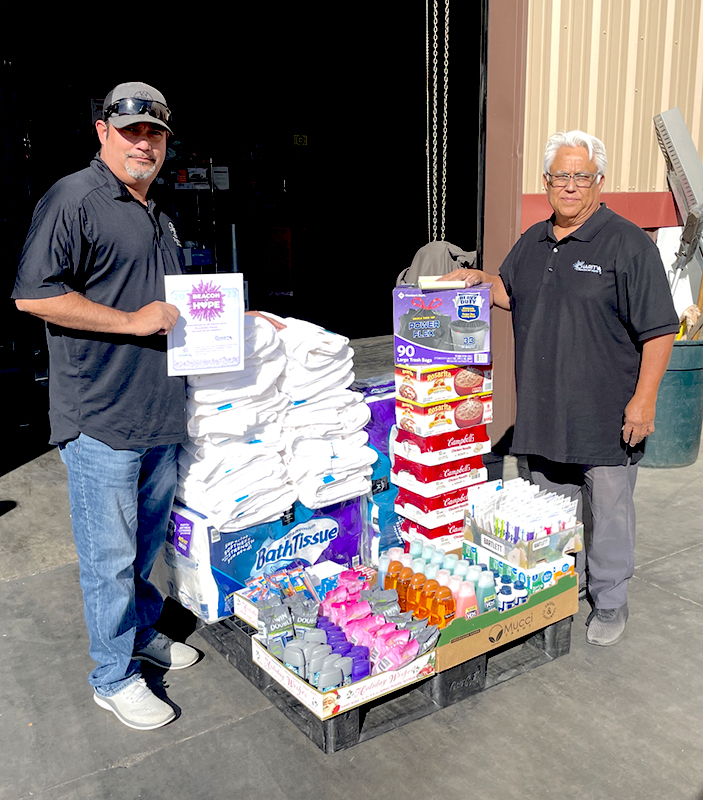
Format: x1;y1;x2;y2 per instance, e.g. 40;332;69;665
168;221;182;248
573;260;602;275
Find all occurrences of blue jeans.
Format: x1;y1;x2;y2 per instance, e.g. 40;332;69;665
59;434;178;696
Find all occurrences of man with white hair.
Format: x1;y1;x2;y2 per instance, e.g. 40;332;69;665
445;130;678;645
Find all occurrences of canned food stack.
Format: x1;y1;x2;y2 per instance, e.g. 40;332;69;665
390;283;494;555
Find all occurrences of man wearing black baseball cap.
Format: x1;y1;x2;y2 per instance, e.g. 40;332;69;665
13;82;198;730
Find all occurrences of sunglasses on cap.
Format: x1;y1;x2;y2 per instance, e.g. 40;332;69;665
104;97;171;124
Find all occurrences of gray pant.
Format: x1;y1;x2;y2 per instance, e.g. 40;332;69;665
527;456;637;610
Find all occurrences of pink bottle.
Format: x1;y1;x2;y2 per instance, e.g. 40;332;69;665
436;569;452;587
455;580;479;621
447;575;463;599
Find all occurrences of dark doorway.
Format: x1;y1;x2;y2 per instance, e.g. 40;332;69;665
1;1;483;474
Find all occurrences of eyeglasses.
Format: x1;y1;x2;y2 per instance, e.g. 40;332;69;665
104;97;171;125
546;172;600;188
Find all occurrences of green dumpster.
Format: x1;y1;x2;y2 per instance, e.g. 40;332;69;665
641;340;703;468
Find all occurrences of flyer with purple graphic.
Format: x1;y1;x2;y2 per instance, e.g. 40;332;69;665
165;273;245;376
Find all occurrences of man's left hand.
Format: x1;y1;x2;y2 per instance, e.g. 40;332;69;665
438;268;484;287
622;395;656;447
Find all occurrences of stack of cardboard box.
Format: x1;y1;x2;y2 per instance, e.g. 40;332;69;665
390;283;494;554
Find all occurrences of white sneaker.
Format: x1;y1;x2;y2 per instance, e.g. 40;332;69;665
134;632;199;670
94;678;176;730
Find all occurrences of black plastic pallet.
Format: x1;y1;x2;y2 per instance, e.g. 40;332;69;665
197;613;573;754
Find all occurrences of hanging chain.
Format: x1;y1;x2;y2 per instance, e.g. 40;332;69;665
440;0;449;242
426;0;431;243
431;0;439;242
427;0;448;242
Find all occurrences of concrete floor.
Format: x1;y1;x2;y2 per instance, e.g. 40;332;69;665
1;336;703;800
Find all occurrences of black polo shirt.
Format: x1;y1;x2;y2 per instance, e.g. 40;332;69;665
500;204;678;466
13;157;187;449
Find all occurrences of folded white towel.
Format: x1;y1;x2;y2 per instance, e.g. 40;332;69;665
182;427;283;463
265;314;350;367
279;368;355;404
219;484;299;531
282;401;371;441
178;446;283;487
184;422;284;452
177;473;297;530
187;387;289;440
177;458;284;508
187;383;286;418
281;344;354;385
279;347;353;380
282;389;364;426
187;401;287;439
187;349;286;403
285;443;378;483
178;456;286;502
286;430;369;460
185;317;280;392
297;470;373;510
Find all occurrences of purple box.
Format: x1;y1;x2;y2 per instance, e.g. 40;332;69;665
393;284;491;366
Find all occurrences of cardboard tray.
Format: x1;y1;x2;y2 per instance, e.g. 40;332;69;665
463;513;584;569
199;598;575;754
251;637;436;720
434;574;578;672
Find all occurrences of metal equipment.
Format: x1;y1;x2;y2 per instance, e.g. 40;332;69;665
653;107;703;296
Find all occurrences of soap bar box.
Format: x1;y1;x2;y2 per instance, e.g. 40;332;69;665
463;512;584;569
393;284;491;366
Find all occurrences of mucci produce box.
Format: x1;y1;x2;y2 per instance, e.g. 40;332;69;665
150;498;363;624
393;284;491;366
434;573;578;672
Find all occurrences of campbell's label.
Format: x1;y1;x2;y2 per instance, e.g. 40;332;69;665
395;425;489;452
393;454;485;482
401;517;465;539
396;480;488;514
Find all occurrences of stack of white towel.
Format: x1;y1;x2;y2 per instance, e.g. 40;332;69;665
177;316;297;531
273;315;377;509
177;313;378;526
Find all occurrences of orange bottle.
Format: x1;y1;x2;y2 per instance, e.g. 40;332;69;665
384;560;403;591
415;579;440;620
429;586;457;629
396;567;415;612
405;573;427;615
